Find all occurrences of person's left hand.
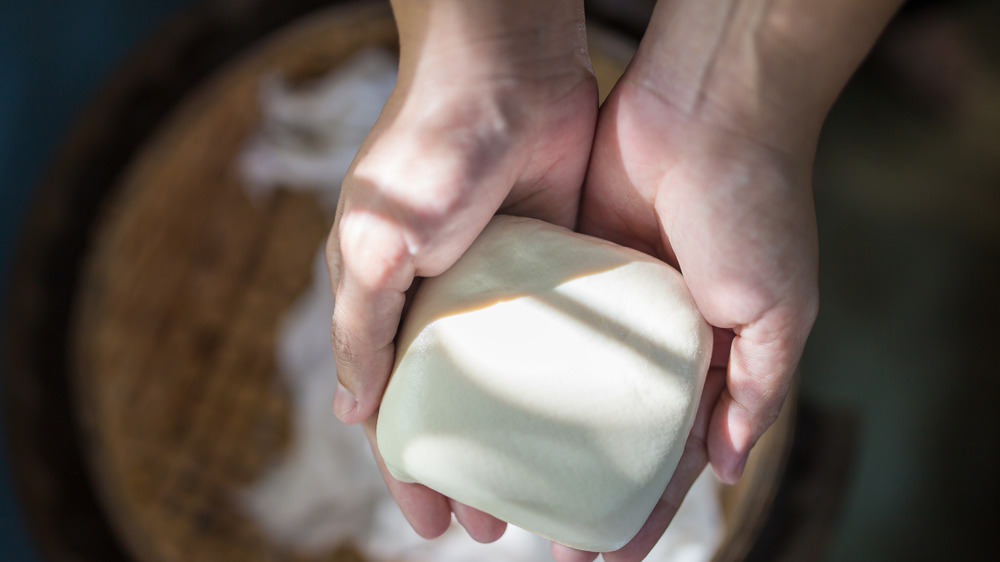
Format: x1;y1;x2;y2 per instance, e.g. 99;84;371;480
552;76;818;562
550;5;826;556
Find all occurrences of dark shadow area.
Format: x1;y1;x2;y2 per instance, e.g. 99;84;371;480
799;0;1000;559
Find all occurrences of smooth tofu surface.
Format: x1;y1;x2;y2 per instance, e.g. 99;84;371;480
377;215;712;552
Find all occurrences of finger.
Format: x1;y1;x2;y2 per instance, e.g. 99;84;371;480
449;499;507;543
329;207;416;424
708;305;815;483
362;417;452;539
550;543;598;562
711;327;735;370
328;121;530;424
602;367;724;562
325;199;346;293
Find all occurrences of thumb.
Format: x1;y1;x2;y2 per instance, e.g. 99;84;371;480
707;303;816;483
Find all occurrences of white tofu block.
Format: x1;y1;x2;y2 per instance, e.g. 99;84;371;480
377;215;713;552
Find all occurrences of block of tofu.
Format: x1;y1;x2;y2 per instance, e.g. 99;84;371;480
376;215;713;552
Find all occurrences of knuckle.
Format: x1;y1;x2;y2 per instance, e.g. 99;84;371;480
330;312;360;371
337;209;414;290
746;389;784;439
325;228;342;287
356;135;477;215
754;400;783;436
726;378;786;443
352;130;500;246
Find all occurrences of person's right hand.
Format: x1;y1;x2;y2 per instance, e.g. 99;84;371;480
325;0;598;544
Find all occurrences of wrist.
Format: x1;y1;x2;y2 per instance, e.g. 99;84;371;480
625;0;903;157
390;0;591;93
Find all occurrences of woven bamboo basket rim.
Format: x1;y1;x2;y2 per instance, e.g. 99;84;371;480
3;1;347;560
72;4;398;561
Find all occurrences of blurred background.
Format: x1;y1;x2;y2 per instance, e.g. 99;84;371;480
2;5;197;561
2;0;999;561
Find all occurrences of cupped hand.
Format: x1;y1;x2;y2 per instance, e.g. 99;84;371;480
561;56;819;562
325;0;598;544
556;0;905;558
558;0;903;556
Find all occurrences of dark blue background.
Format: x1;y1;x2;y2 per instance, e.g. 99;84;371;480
1;2;194;559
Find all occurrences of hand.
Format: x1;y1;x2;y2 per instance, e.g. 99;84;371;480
561;76;818;562
555;1;902;559
325;0;598;543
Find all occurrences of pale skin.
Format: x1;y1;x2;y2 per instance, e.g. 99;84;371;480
326;1;904;560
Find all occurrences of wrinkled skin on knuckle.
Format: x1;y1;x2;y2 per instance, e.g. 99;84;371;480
745;383;785;434
336;203;415;292
346;117;524;276
324;227;343;290
330;309;361;372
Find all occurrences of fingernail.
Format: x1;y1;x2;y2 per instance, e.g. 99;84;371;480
333;382;358;422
